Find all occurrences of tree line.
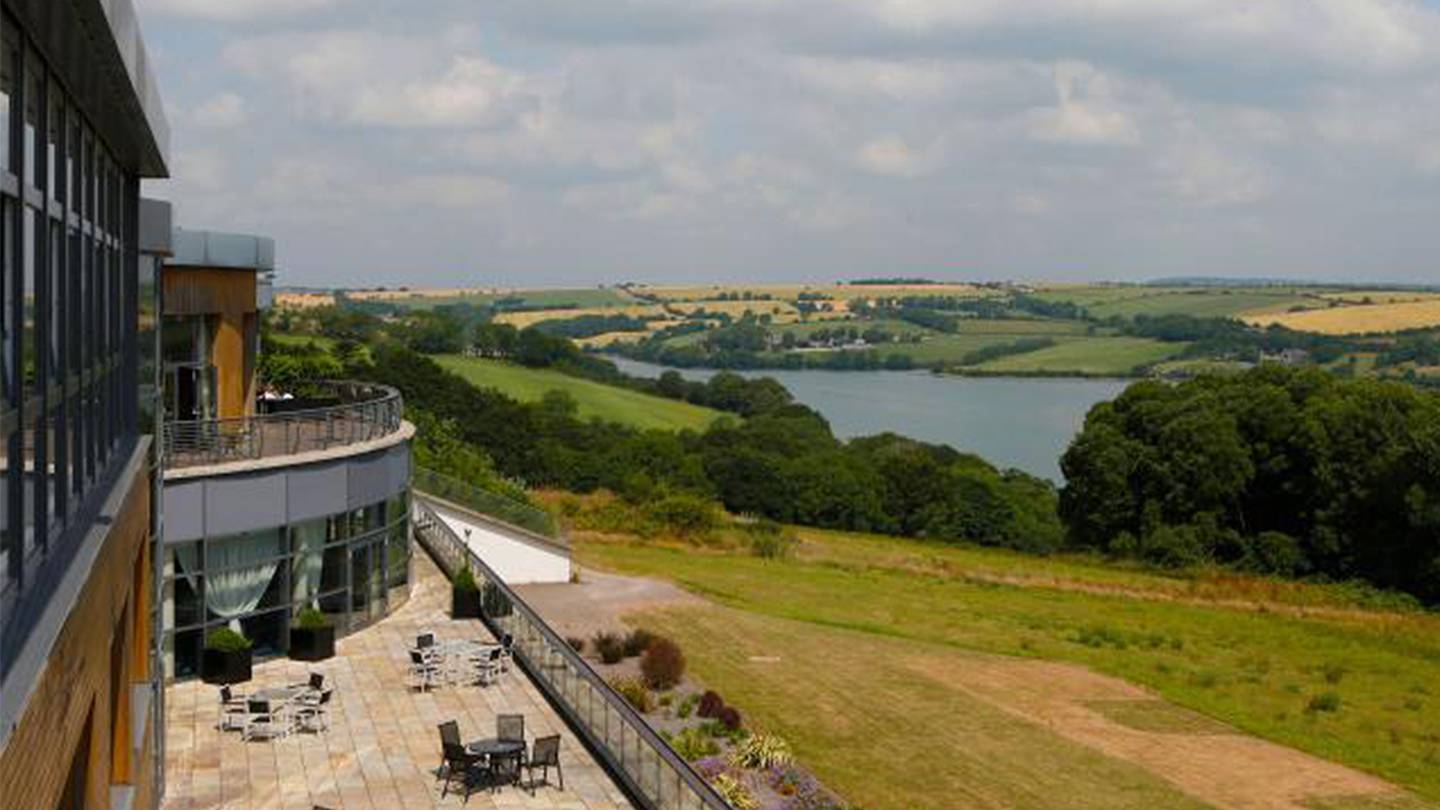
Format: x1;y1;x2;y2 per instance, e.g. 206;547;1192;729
1060;366;1440;603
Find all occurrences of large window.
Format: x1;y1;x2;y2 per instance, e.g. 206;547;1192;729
0;9;141;667
161;495;412;677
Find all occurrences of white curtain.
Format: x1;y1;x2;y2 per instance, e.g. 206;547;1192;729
177;531;284;622
291;520;327;606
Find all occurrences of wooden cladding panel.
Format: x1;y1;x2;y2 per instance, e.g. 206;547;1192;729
0;469;154;810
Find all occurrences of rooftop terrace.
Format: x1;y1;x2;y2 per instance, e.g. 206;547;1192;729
161;547;635;810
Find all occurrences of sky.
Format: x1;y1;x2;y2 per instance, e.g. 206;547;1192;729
135;0;1440;288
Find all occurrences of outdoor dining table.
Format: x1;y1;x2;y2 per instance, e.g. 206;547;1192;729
251;686;310;703
466;738;526;785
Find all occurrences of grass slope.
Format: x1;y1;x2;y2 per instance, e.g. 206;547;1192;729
971;336;1185;375
578;529;1440;804
434;355;726;432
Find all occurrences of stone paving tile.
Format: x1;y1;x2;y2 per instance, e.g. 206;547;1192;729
163;549;636;810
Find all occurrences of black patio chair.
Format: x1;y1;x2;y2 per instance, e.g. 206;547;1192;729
437;721;485;801
417;632;435;649
521;735;563;794
497;714;525;743
309;672;325;691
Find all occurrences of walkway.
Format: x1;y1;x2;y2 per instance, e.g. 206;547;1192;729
161;548;636;810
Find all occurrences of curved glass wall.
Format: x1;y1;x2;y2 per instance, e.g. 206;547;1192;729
161;491;410;678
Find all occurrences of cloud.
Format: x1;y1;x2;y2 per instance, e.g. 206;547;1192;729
855;136;940;177
141;0;337;21
1027;62;1141;146
191;92;247;128
139;0;1440;285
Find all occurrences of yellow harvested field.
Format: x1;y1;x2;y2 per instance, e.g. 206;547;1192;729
493;304;671;329
1244;299;1440;334
274;292;335;309
636;282;987;302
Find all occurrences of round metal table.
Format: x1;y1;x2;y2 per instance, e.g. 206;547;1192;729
467;738;526;786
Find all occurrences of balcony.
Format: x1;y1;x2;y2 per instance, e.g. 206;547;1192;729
161;381;404;472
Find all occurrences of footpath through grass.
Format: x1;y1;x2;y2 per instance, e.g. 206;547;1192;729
434;354;727;432
577;529;1440;804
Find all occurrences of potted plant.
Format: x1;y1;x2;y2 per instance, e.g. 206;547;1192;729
289;607;335;661
201;627;253;685
451;566;481;619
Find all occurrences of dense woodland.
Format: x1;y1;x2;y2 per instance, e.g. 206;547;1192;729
1061;367;1440;602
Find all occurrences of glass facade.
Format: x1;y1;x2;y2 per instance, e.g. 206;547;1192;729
0;10;141;651
161;491;411;678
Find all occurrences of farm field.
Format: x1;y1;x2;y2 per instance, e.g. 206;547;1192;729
633;282;991;302
433;355;727;431
364;286;636;311
575;527;1440;808
492;303;674;329
1244;299;1440;335
969;336;1186;375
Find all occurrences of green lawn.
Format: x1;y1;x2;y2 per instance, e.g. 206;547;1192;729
970;336;1186;375
434;355;727;431
578;529;1440;805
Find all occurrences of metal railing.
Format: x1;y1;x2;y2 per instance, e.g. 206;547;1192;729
162;381;403;469
412;466;560;540
412;500;731;810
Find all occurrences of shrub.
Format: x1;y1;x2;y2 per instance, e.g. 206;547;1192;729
719;705;743;731
668;726;720;761
646;493;720;539
295;607;330;629
709;774;758;810
697;690;725;718
677;693;699;719
565;636;586;653
749;530;797;560
623;628;656;658
641;638;687;690
204;627;252;653
593;631;625;664
730;732;793;769
1306;691;1342;713
453;566;478;592
608;677;654;713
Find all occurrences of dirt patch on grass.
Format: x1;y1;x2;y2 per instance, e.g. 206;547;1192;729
513;565;702;640
906;655;1413;810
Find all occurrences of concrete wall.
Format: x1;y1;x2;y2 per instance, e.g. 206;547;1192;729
0;462;153;809
430;502;571;584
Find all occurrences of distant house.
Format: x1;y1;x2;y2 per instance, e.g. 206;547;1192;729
1260;348;1311;366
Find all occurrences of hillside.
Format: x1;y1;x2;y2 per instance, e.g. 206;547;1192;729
568;518;1440;810
433;354;727;432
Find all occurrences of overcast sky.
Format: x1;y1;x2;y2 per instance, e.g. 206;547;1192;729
136;0;1440;288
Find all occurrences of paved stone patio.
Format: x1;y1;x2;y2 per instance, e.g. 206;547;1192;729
162;549;636;810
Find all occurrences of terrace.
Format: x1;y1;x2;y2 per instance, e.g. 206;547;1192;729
161;547;635;809
162;381;405;473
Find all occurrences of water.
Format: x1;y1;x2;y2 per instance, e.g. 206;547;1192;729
608;357;1128;481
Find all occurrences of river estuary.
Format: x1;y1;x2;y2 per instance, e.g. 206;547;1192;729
607;357;1127;481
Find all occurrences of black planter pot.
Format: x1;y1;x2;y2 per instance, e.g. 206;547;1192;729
201;648;253;685
452;586;482;619
289;626;336;661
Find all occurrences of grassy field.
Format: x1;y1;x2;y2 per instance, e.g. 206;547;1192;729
575;527;1440;807
1033;286;1325;320
1244;300;1440;335
433;355;727;431
969;336;1185;375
